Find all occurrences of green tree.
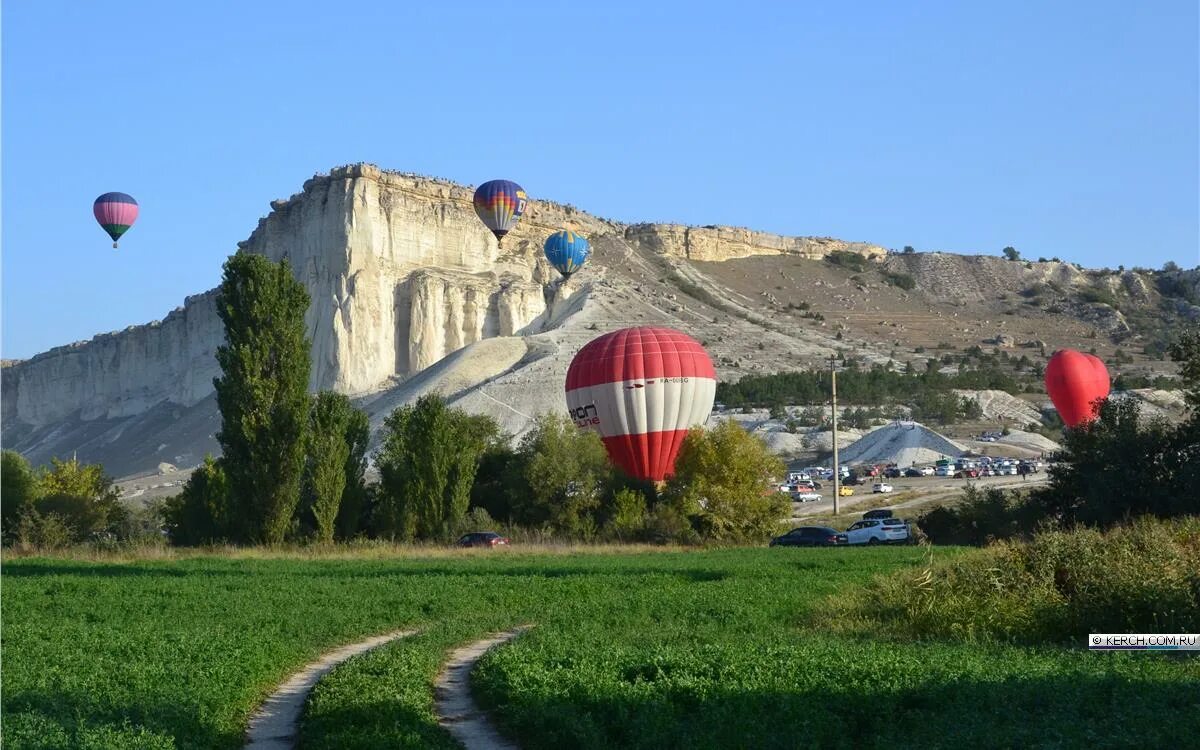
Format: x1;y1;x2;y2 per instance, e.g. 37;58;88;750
1;450;40;542
605;488;648;541
213;253;312;544
902;245;915;254
162;456;231;545
1170;328;1200;411
335;406;371;539
374;395;499;540
661;420;787;542
303;392;361;543
1002;246;1020;261
470;442;518;522
38;456;126;542
506;414;612;537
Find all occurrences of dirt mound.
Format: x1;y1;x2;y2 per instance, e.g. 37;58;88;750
838;421;965;466
955;389;1041;424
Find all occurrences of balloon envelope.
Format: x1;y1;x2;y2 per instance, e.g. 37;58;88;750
94;192;139;247
1045;349;1110;427
473;180;527;244
565;326;716;481
544;230;590;277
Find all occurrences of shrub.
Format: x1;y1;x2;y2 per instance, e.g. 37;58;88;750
824;250;870;273
1078;287;1120;308
821;517;1200;644
917;485;1047;545
882;271;916;290
604;489;648;542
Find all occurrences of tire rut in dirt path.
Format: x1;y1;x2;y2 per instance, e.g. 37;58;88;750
435;626;534;750
243;628;420;750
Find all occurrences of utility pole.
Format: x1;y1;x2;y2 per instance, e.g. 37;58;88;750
831;355;840;516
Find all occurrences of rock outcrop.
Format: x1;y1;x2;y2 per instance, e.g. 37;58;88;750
624;223;886;263
3;164;883;475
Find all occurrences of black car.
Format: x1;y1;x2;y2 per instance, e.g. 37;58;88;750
455;531;510;548
862;509;895;520
903;467;923;478
883;467;902;479
769;526;849;547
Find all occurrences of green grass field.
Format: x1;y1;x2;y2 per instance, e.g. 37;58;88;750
3;547;1197;749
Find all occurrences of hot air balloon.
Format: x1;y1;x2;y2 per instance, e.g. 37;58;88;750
544;229;590;278
1045;349;1111;427
472;180;527;247
93;192;139;248
565;326;716;481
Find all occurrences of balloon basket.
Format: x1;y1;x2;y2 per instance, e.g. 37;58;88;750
113;242;119;249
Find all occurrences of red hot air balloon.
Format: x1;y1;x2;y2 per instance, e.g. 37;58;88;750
565;326;716;482
1045;349;1111;427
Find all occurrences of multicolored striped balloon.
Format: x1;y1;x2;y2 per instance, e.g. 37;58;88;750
93;192;139;248
472;179;527;247
544;229;590;278
565;327;716;482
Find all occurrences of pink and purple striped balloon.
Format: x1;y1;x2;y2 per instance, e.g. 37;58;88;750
93;192;139;248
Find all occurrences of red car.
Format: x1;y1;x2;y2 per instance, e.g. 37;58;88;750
954;468;981;479
456;531;510;548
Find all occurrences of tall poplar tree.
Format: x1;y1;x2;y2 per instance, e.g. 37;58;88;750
213;253;311;544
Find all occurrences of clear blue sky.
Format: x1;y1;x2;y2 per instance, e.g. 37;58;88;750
3;1;1197;359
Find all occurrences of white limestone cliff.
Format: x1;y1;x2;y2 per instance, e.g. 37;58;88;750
2;163;887;469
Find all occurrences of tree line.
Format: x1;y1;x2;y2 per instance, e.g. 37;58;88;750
3;253;790;549
717;362;1011;424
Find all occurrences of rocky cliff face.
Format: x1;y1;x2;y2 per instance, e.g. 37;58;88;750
624;223;887;263
3;164;879;454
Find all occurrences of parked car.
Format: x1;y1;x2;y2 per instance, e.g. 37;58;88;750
903;467;923;478
920;466;935;476
872;482;894;493
954;469;980;479
795;480;823;491
935;466;954;477
838;485;855;497
883;467;903;479
770;526;849;547
862;508;895;520
845;518;910;545
456;531;510;548
791;490;822;503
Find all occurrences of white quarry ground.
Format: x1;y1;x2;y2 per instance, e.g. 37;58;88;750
836;421;967;467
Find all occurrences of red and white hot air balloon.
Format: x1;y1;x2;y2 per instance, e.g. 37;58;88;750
1044;348;1111;427
565;326;716;482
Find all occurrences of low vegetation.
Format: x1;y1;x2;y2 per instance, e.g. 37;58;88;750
823;517;1200;645
823;249;870;273
5;548;1197;749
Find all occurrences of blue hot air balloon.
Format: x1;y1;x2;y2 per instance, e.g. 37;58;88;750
473;180;527;247
543;229;590;278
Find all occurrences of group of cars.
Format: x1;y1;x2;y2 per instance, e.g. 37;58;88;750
769;508;911;548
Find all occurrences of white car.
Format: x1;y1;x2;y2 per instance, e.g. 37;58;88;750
919;467;935;476
935;466;954;477
872;483;894;493
845;518;910;545
791;491;821;503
